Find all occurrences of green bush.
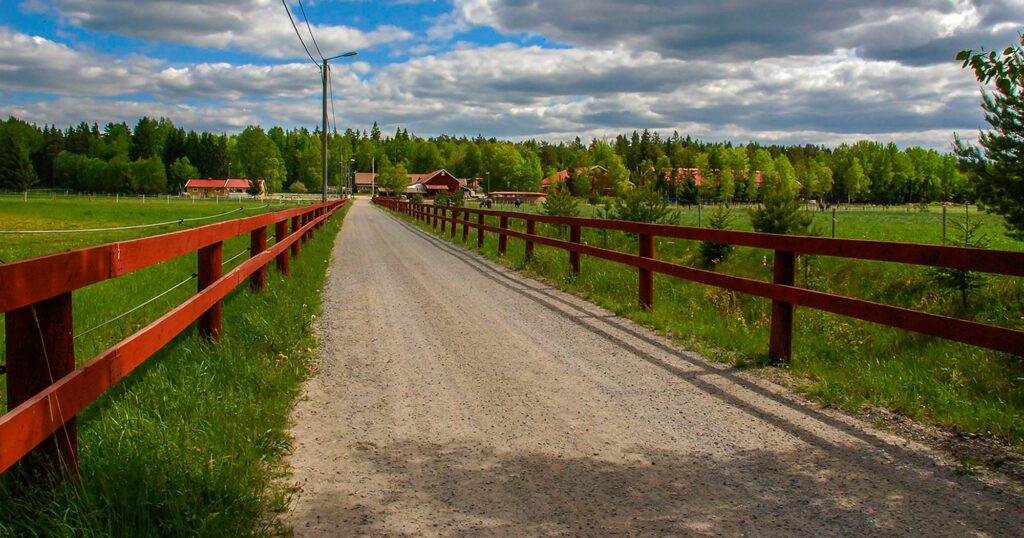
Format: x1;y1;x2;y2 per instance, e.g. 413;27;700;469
542;183;579;218
749;187;811;235
609;184;677;225
699;205;734;266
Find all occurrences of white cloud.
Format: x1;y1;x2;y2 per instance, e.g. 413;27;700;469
43;0;412;59
0;26;159;96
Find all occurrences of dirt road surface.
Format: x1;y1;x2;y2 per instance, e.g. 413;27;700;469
283;198;1024;536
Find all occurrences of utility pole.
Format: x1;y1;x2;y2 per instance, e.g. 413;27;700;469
320;51;357;203
321;59;329;203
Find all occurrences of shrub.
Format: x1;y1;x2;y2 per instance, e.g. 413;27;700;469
287;181;307;194
609;184;677;225
699;205;733;266
542;183;579;218
931;215;989;308
433;191;450;206
411;193;424;204
749;187;812;235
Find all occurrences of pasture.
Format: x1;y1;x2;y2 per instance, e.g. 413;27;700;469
0;195;349;536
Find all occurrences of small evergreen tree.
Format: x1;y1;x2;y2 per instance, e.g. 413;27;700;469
610;183;677;225
699;205;733;266
542;183;579;217
931;214;988;308
750;183;812;235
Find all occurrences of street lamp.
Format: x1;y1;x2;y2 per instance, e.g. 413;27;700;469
322;51;358;203
349;158;355;196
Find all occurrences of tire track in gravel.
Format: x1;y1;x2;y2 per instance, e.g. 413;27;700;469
282;198;1024;537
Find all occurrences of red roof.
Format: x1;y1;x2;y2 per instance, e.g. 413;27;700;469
185;178;261;189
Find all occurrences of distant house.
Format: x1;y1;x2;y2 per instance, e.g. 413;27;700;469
663;168;764;189
184;178;265;198
356;169;465;197
542;165;609;194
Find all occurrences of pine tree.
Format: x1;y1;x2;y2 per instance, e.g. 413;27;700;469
955;36;1024;240
0;135;38;191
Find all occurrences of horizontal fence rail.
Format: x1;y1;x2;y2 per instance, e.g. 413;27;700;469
375;198;1024;360
0;200;347;478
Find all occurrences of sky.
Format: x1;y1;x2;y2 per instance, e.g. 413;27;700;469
0;0;1021;150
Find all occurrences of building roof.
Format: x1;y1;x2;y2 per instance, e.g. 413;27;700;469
355;169;460;186
542;165;608;188
185;178;262;189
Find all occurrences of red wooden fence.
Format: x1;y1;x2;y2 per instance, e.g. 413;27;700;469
375;198;1024;361
0;200;347;478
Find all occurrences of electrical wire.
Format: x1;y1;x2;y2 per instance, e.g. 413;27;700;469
75;243;256;340
0;206;250;234
74;274;198;340
281;0;321;66
296;0;324;60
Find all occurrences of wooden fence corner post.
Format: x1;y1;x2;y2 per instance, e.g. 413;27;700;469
433;206;439;231
769;250;795;364
249;226;267;290
462;209;470;242
498;215;509;256
276;220;290;275
450;207;457;239
5;292;78;479
525;219;536;261
441;207;447;234
638;233;655;310
569;224;581;275
198;241;223;339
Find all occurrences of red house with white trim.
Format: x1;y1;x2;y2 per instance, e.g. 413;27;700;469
185;178;265;198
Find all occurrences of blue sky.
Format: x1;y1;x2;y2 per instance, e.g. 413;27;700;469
1;1;1022;149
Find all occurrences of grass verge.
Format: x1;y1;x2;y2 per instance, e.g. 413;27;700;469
387;205;1024;450
0;203;349;537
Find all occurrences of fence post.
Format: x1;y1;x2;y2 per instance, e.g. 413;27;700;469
433;207;439;231
276;220;290;275
308;210;316;240
250;226;267;290
498;215;509;255
291;216;301;257
525;219;536;261
450;208;457;239
198;241;223;339
769;250;795;363
477;212;485;248
5;292;78;478
462;209;470;242
440;206;447;234
638;232;654;310
569;225;581;275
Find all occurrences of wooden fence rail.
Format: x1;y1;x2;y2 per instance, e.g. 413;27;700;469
0;200;347;478
375;198;1023;361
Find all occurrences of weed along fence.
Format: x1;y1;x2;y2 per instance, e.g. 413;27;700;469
375;198;1024;361
0;199;347;479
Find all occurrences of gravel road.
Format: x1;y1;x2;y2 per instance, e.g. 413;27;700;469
283;198;1024;536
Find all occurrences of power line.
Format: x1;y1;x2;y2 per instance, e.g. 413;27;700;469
296;0;324;61
280;0;320;66
0;206;248;234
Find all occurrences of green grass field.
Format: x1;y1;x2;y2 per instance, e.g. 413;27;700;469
0;196;348;536
398;202;1024;450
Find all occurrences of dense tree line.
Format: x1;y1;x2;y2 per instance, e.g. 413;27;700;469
0;115;967;204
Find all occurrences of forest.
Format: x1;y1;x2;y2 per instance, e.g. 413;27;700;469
0;115;968;205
